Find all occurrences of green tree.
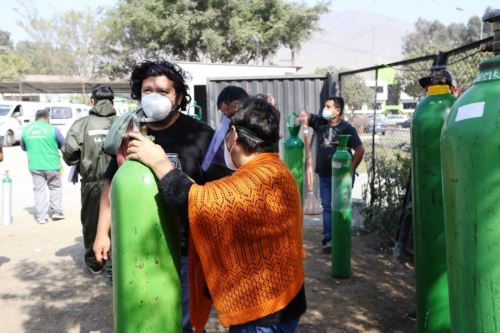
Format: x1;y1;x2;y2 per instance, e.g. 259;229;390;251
315;66;373;112
103;0;328;76
15;2;108;78
15;41;73;75
400;7;495;97
280;2;328;64
0;30;31;80
0;52;32;80
0;30;14;52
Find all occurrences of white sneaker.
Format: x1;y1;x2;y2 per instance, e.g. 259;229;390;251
37;219;48;224
52;213;65;221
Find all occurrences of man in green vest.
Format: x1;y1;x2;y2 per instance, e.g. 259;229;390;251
63;84;117;274
21;109;65;224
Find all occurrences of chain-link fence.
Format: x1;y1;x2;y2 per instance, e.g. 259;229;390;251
337;37;494;239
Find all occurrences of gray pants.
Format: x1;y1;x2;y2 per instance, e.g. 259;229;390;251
31;170;63;221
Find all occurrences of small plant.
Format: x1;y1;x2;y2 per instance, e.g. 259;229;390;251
362;147;411;239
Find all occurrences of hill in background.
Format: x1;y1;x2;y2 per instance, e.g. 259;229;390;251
273;10;414;73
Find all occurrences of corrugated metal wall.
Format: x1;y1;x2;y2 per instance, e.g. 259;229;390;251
206;74;335;133
206;73;337;202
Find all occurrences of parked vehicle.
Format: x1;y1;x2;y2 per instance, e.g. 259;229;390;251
348;114;386;135
348;114;370;134
45;103;91;138
400;118;412;128
385;114;409;126
366;115;386;135
0;101;46;146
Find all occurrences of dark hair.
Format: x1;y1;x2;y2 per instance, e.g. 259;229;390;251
130;59;192;111
230;97;280;153
216;86;249;109
36;109;49;120
326;96;344;116
92;84;114;102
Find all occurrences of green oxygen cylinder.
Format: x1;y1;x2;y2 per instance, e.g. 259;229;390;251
284;114;304;203
412;80;455;333
111;158;181;332
441;11;500;333
189;101;202;121
331;134;352;278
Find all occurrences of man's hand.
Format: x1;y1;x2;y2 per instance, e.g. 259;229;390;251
127;132;165;166
127;132;174;179
298;110;309;126
94;232;111;265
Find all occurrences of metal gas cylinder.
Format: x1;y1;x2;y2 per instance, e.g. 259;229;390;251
412;67;455;332
331;134;352;278
111;121;182;333
284;114;304;203
441;9;500;333
2;170;12;226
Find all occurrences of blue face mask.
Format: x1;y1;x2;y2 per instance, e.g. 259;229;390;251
322;107;333;120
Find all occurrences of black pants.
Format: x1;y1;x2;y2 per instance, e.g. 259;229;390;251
81;180;105;262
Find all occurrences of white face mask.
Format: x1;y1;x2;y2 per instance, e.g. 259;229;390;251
223;137;237;170
322;107;333;120
141;93;174;121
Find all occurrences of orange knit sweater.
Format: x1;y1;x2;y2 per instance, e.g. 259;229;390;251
188;153;305;330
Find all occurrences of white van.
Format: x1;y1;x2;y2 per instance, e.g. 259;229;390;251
0;101;46;146
45;103;91;138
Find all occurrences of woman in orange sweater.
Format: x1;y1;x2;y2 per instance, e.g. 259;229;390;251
127;96;306;332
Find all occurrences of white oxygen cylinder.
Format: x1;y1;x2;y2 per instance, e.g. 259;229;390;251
2;170;12;226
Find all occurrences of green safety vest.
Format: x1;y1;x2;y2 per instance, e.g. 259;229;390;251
22;120;61;171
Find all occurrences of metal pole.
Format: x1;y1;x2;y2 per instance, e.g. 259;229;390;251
251;35;261;65
370;69;378;206
338;74;342;97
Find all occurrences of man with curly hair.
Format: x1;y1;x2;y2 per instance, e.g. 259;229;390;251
94;60;220;332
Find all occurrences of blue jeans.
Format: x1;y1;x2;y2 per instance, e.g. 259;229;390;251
319;174;357;241
229;318;300;333
319;176;332;241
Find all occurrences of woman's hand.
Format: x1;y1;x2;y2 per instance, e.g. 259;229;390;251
127;132;174;178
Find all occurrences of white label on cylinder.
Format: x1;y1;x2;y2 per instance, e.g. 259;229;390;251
455;102;485;122
332;161;342;169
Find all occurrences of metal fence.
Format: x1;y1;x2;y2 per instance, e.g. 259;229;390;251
203;37;494;235
206;74;335;131
337;36;494;236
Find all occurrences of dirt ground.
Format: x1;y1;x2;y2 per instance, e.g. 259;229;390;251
0;146;416;332
296;225;416;333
